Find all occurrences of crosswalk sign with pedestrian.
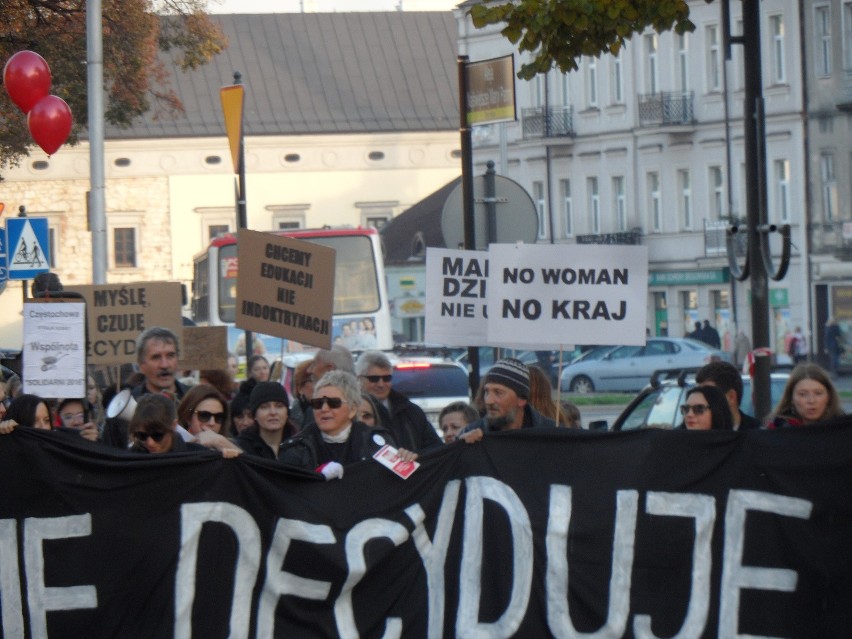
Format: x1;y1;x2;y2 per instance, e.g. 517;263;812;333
5;217;50;280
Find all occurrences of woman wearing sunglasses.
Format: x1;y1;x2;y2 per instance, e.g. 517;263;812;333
178;384;231;437
280;370;416;472
235;382;300;460
678;385;734;431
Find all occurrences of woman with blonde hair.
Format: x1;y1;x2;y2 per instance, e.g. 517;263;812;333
527;365;579;427
768;363;844;428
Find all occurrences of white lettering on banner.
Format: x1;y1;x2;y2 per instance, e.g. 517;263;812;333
24;515;98;639
258;518;335;638
335;519;409;639
457;476;533;638
175;503;261;639
546;486;637;639
633;492;716;639
718;490;812;639
0;519;23;639
405;480;461;639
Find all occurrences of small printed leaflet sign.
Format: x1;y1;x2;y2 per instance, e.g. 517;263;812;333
487;243;649;347
425;248;489;347
235;229;335;350
5;217;50;280
466;55;516;126
72;281;183;365
22;302;86;398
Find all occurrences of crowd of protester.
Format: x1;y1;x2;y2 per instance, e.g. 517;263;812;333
0;325;847;479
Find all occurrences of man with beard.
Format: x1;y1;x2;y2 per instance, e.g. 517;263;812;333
460;358;556;442
131;327;189;401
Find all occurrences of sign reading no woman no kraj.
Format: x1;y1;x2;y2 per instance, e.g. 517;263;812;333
1;422;851;637
487;243;649;347
236;229;335;350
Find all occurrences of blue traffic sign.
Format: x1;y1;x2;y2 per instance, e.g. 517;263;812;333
6;217;50;280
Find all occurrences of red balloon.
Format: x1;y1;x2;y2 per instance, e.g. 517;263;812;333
27;95;72;156
3;50;52;113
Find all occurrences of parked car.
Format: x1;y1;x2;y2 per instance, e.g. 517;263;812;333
559;338;732;394
454;348;549;378
588;371;789;431
391;357;471;430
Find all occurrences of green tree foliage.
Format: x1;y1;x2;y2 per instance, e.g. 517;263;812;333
469;0;711;80
0;0;226;172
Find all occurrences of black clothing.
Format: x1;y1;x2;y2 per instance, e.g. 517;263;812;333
700;325;721;349
374;389;442;453
279;421;396;470
235;422;299;461
737;412;762;431
461;404;557;435
131;379;189;401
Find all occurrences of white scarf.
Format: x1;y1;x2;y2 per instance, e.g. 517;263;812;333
321;424;352;444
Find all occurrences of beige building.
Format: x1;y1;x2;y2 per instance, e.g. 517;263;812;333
0;11;461;351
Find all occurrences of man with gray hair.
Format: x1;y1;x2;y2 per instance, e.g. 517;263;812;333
131;327;189;400
356;350;442;453
308;344;355;381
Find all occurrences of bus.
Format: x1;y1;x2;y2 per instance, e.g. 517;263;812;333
191;227;393;358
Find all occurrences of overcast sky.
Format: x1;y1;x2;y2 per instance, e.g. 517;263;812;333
208;0;457;13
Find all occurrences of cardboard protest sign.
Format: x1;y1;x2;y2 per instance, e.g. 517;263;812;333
22;302;86;397
179;326;228;370
424;247;489;347
71;282;183;365
487;243;649;346
235;229;335;350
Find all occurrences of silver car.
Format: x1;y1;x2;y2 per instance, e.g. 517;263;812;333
559;338;732;393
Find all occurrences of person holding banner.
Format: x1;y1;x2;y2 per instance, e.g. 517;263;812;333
460;358;557;442
0;394;53;433
677;386;734;431
235;382;300;460
131;327;189;401
55;397;100;442
768;363;844;428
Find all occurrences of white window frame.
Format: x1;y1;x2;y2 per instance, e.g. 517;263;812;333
709;166;725;220
611;49;624;104
676;33;689;92
613;176;626;231
533;181;548;240
533;74;545;107
648;172;662;233
815;5;832;77
108;212;142;271
769;14;786;84
844;1;852;69
706;24;721;92
678;169;692;230
821;153;837;222
774;159;790;223
645;34;659;94
195;207;234;244
588;177;601;234
354;201;395;230
560;179;573;238
586;58;598;107
561;72;571;105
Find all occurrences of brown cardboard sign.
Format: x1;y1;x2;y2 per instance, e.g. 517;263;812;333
235;229;335;350
71;281;183;365
180;326;228;370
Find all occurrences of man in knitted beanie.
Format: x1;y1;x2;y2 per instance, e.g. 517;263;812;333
460;358;556;440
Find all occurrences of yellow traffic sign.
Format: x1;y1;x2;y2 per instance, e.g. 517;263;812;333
220;84;244;175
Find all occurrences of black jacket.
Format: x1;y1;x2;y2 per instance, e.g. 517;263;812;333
235;422;299;461
461;404;557;435
375;389;442;453
279;421;396;470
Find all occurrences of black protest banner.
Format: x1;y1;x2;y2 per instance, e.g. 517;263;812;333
1;421;851;638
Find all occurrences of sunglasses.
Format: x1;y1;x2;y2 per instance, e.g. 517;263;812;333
309;397;346;410
134;431;167;443
361;374;392;383
679;404;711;416
194;410;225;424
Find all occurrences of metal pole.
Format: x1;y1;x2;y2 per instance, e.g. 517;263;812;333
742;0;772;420
458;55;480;397
232;71;252;357
87;0;107;284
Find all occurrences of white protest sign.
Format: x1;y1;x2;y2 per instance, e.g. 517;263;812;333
424;248;489;347
23;302;86;398
486;243;649;347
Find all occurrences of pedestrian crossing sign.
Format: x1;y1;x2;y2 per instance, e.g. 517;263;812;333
5;217;50;280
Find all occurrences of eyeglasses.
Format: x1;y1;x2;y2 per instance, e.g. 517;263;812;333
359;411;376;422
361;375;392;383
679;404;711;416
194;410;225;424
60;411;85;424
309;397;346;410
134;431;167;443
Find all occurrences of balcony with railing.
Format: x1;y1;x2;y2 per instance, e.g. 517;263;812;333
704;219;746;258
638;92;695;126
809;220;852;259
838;71;852;111
576;230;643;245
522;106;575;139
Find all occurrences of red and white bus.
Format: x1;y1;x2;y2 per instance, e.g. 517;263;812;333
191;227;393;356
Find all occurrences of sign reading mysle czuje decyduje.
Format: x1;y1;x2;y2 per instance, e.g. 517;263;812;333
425;244;649;348
22;302;86;398
235;229;336;350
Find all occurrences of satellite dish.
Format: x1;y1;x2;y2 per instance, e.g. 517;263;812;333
441;175;538;250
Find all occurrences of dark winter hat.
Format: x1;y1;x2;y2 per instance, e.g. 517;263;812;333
249;382;290;415
483;358;530;399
